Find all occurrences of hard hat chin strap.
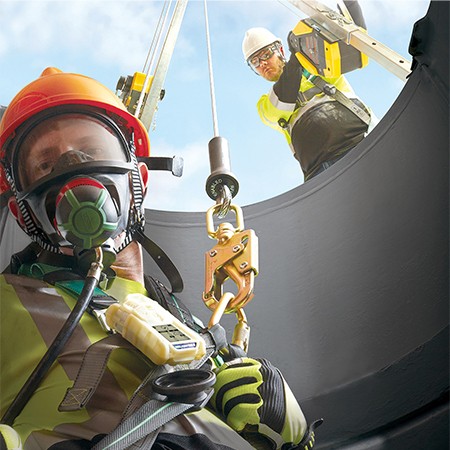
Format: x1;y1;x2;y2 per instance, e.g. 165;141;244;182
117;133;184;293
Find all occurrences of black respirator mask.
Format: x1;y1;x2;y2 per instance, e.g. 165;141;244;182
7;110;143;271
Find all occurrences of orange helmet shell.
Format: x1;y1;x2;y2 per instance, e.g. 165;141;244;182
0;67;150;161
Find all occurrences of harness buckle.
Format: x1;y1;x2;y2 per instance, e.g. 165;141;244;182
91;309;114;334
323;83;337;96
152;369;216;412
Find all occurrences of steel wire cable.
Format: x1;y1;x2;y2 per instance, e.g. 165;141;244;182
203;0;219;137
203;0;232;217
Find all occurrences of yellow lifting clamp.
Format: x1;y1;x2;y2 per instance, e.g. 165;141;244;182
203;203;258;352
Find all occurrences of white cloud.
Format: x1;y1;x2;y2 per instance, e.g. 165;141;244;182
0;3;52;54
0;2;162;70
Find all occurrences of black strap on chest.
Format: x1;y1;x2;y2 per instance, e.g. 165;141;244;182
296;86;322;106
144;275;196;330
305;73;371;126
135;229;184;293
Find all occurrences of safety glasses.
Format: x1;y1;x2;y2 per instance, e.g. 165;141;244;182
247;45;279;70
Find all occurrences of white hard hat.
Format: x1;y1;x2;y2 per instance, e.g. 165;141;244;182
242;27;282;61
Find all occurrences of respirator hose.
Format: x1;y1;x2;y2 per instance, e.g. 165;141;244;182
1;254;104;425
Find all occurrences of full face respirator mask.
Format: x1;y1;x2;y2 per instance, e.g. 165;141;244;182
6;109;140;270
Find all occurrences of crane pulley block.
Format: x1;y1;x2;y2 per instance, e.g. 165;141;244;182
288;18;368;78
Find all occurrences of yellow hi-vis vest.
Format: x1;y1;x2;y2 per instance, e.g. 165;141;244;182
0;274;149;447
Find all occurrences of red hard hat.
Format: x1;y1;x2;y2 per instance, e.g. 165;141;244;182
0;67;150;196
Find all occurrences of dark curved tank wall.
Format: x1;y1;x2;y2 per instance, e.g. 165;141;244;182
140;2;449;448
0;1;447;448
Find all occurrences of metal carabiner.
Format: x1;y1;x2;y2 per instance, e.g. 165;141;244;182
203;205;258;314
231;309;250;353
208;292;235;329
205;203;244;239
203;203;258;353
208;294;250;353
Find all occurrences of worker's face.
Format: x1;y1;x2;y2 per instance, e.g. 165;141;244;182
9;113;150;255
249;45;285;82
16;114;127;190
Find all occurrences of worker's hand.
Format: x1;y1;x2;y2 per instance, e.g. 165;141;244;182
285;32;302;71
287;51;302;69
209;357;310;449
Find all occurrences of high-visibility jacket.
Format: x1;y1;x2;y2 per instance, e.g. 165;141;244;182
257;56;371;180
0;273;256;449
257;73;358;144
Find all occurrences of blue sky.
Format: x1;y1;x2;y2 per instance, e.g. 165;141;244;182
0;0;430;212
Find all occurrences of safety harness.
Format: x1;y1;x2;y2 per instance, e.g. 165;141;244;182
278;69;371;135
3;249;229;449
298;70;371;126
58;275;225;450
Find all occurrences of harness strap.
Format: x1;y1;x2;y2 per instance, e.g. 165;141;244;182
120;365;169;422
59;334;139;411
93;369;216;450
135;230;184;293
61;326;224;448
6;242;41;274
92;399;193;450
296;86;322;106
144;276;195;330
307;74;371;126
54;279;117;311
58;323;224;413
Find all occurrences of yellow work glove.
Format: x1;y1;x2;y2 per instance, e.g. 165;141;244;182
0;425;22;450
210;357;314;449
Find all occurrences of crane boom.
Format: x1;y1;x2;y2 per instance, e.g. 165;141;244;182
140;0;188;130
